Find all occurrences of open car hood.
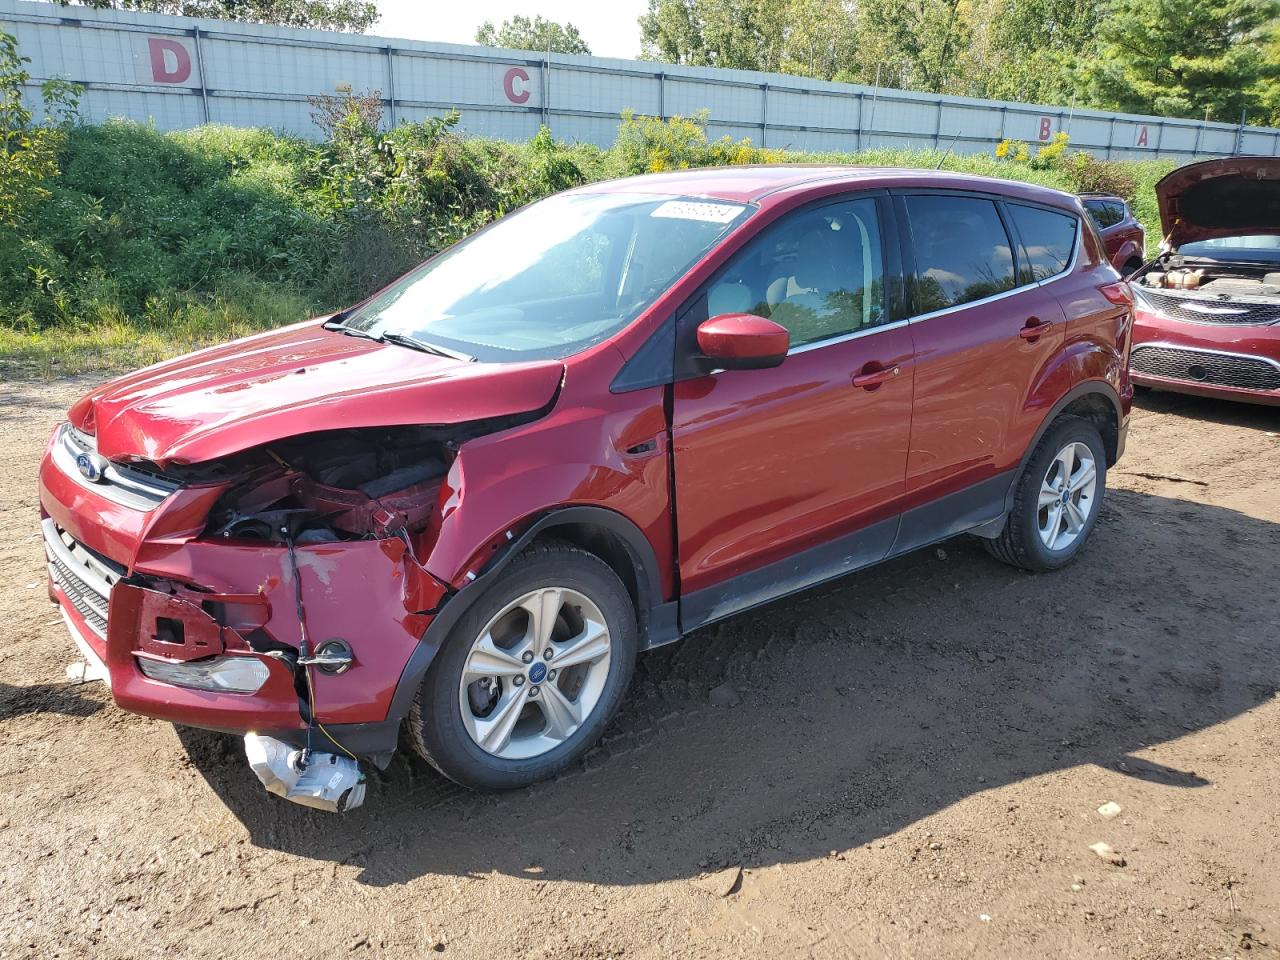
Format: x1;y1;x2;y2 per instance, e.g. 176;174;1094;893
1157;157;1280;248
68;320;565;466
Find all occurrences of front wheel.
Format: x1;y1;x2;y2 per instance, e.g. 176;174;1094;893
408;541;637;790
984;415;1107;572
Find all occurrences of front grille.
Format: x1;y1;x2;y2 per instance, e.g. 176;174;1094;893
43;519;124;639
52;424;179;511
1131;345;1280;392
1136;289;1280;326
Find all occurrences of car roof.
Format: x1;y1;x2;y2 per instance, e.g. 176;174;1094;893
571;165;1080;211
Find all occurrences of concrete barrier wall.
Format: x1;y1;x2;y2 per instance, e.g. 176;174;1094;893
4;0;1279;160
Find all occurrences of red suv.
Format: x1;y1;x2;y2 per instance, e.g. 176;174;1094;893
1081;193;1146;276
39;168;1133;811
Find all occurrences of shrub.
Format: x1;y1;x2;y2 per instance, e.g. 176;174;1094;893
0;29;79;227
1061;153;1139;201
610;109;783;176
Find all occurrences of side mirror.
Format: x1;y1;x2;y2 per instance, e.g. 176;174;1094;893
696;313;790;370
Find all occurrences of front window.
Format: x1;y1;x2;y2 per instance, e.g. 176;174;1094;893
340;192;752;361
1177;235;1280;265
704;198;887;349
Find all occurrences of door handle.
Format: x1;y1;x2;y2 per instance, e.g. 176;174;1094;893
852;365;901;389
1018;317;1055;340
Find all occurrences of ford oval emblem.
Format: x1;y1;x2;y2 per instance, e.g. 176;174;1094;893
75;451;107;482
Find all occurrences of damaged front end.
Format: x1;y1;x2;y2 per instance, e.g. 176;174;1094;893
44;416;541;812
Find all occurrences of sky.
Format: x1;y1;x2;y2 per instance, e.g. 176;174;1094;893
371;0;650;60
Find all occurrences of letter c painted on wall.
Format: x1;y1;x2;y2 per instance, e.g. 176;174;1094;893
148;37;192;84
503;66;531;105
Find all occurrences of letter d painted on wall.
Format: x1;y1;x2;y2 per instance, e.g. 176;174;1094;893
137;36;193;84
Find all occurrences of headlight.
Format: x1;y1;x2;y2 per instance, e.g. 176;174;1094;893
137;655;270;694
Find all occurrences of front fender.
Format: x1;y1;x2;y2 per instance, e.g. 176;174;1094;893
421;390;673;597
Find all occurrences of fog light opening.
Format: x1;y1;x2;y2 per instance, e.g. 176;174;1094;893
136;654;270;694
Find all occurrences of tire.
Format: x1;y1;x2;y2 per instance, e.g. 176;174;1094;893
983;415;1107;572
408;541;637;790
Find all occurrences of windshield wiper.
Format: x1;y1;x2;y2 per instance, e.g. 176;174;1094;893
325;322;475;361
322;320;379;340
378;331;476;362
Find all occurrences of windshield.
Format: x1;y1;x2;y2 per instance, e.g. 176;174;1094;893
1178;235;1280;265
340;192;752;362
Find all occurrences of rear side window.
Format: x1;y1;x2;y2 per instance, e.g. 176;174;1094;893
905;196;1015;313
1007;204;1079;281
1085;199;1124;228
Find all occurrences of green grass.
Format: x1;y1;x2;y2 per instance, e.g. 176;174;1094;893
0;118;1175;380
0;282;313;379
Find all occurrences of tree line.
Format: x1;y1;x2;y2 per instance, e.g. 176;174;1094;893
635;0;1279;125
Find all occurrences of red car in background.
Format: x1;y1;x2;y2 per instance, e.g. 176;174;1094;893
39;167;1132;811
1130;157;1280;406
1081;193;1146;275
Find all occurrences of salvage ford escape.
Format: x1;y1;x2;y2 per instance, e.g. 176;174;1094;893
40;167;1132;811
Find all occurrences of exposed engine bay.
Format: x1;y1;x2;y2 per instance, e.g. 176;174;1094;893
1133;255;1280;327
201;425;454;544
130;413;538;547
1137;259;1280;297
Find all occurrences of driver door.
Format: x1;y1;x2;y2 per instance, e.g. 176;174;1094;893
671;195;916;629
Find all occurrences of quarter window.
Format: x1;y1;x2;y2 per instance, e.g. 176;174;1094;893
705;198;886;348
1084;199;1124;228
905;196;1015;313
1008;203;1079;281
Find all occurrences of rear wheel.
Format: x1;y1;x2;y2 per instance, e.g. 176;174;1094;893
984;416;1107;572
409;542;637;790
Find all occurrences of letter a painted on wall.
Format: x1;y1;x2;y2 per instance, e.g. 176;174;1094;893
503;67;531;105
146;37;192;84
1135;125;1149;148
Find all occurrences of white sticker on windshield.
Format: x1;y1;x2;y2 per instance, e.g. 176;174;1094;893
650;200;742;223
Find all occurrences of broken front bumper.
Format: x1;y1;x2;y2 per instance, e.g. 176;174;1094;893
39;436;450;757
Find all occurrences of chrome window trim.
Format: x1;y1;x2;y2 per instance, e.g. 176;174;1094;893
787;317;911;355
52;423;179;511
905;209;1082;326
1131;341;1280;373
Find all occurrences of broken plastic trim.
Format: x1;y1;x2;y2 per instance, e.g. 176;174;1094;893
244;733;365;813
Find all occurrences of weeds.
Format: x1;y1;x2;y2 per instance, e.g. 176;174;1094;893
1;74;1176;379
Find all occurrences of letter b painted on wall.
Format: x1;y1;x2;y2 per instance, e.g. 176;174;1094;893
1037;117;1053;142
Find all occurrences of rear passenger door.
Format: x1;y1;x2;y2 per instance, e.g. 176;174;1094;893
892;191;1073;552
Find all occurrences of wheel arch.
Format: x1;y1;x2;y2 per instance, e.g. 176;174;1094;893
1018;381;1123;491
382;506;677;732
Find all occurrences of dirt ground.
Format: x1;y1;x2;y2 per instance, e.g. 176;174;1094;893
1;378;1278;960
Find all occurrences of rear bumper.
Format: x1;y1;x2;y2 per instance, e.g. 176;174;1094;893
1131;307;1280;405
39;432;450;753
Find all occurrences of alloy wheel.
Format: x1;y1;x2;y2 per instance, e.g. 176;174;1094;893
458;587;613;760
1037;440;1098;551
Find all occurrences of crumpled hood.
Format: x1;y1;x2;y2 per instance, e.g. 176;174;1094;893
1157;157;1280;248
69;320;565;465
